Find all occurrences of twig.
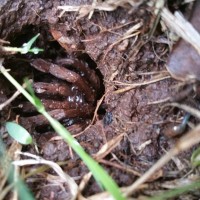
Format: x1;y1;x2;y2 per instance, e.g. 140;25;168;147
0;90;21;111
161;6;200;55
147;97;170;105
114;75;171;94
164;102;200;119
0;68;30;110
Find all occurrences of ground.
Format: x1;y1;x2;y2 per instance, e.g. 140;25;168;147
0;0;200;199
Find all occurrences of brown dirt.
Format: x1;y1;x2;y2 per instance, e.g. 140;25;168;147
0;0;199;199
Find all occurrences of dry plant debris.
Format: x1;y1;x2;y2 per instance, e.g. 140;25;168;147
13;152;78;200
161;5;200;55
58;0;144;18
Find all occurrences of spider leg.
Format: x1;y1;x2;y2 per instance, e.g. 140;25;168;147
20;105;95;128
20;99;82;112
57;58;101;92
33;82;74;96
31;59;95;103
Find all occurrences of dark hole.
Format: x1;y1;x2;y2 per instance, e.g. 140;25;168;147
3;25;105;132
78;53;105;100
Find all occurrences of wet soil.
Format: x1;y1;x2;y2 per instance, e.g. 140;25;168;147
0;0;199;199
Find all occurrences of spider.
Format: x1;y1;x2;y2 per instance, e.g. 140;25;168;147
19;58;101;129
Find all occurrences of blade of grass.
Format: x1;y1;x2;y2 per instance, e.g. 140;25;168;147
0;138;35;200
147;180;200;200
191;146;200;167
0;60;125;200
2;34;43;54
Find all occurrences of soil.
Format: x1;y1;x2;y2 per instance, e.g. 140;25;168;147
0;0;199;199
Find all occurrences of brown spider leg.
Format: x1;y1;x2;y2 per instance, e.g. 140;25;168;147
57;59;101;92
31;59;95;103
20;105;95;128
20;100;83;112
33;82;74;96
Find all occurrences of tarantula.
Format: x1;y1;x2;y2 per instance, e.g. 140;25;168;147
19;58;101;129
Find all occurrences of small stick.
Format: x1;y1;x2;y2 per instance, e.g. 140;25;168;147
114;75;170;94
0;90;21;110
0;82;29;110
